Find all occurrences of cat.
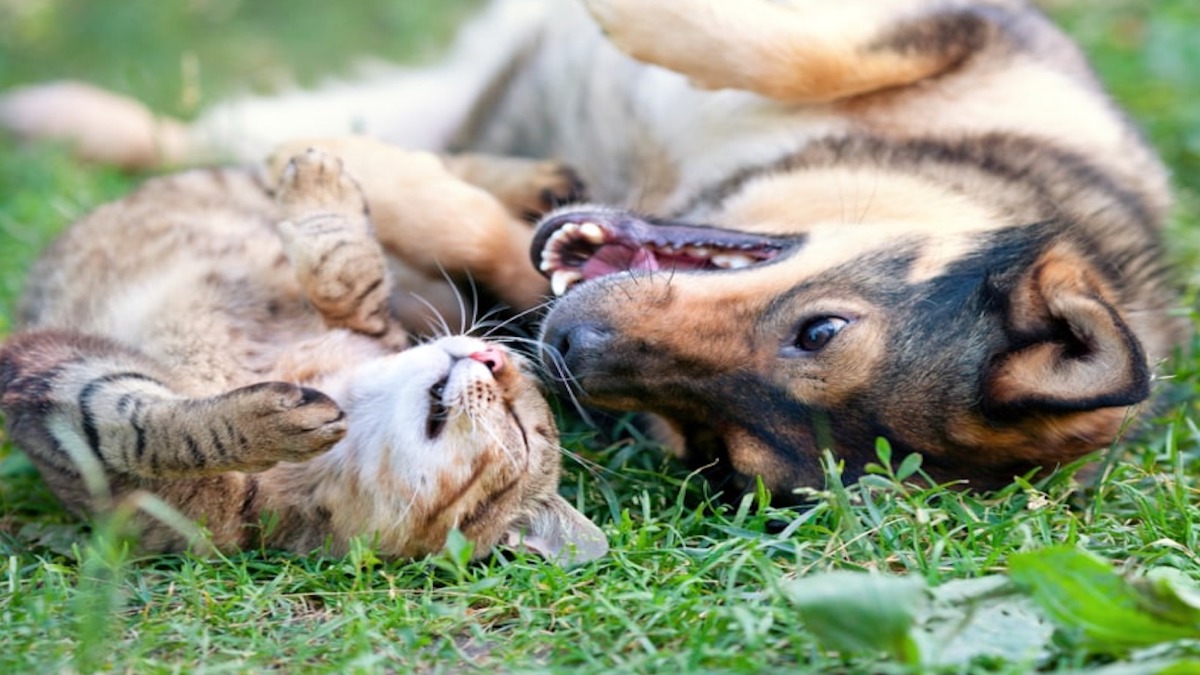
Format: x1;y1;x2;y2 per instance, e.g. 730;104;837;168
0;138;607;564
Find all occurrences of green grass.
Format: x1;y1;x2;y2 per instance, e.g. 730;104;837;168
1;0;1199;672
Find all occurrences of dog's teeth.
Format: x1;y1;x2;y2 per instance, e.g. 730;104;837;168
712;253;755;269
547;230;568;248
686;246;711;257
551;269;583;296
539;247;561;272
562;221;581;234
579;222;605;243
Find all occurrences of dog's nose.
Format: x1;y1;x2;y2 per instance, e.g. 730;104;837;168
543;321;612;372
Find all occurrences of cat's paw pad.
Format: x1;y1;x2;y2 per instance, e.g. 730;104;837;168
275;148;368;222
233;381;347;466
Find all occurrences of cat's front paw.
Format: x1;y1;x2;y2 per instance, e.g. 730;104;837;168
227;382;347;469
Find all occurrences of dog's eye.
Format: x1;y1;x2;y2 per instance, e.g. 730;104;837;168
794;316;848;352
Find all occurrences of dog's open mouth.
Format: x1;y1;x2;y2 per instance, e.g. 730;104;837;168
533;210;788;296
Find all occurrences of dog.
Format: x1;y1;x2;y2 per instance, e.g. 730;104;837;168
0;0;1189;501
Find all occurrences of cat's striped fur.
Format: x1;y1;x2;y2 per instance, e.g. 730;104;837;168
0;141;606;563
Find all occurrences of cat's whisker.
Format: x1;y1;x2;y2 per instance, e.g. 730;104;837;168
460;271;485;337
478;419;521;468
408;292;454;340
552;439;611;479
477;298;554;341
531;342;593;422
481;333;594;427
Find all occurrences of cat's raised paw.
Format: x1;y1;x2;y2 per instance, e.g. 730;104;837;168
275;149;368;223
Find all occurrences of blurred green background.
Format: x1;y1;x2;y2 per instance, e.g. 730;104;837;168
0;0;481;112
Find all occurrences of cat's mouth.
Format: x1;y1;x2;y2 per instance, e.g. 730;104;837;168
532;209;789;296
423;348;532;448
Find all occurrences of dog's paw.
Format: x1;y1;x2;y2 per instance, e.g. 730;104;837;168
516;162;588;219
532;162;588;216
581;0;743;93
440;154;588;221
580;0;628;32
581;0;661;57
274;148;368;223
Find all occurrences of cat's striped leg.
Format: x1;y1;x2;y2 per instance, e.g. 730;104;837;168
0;331;347;488
274;149;400;341
268;136;552;312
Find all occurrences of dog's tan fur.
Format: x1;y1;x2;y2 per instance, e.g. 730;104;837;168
0;0;1189;500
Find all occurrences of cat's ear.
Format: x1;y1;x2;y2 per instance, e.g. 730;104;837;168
504;495;608;566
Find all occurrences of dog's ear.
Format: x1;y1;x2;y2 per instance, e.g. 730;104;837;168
984;243;1150;417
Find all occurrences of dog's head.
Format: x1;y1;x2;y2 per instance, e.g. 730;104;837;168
531;163;1161;500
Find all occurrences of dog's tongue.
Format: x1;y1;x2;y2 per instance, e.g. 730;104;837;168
581;243;660;278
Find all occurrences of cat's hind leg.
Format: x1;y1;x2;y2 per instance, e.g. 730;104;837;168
268;136;556;312
274;149;401;342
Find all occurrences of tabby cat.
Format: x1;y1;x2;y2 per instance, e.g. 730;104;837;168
0;137;607;564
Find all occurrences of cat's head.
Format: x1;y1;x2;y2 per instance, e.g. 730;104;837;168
328;335;607;566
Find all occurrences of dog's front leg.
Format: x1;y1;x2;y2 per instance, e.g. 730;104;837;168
584;0;990;103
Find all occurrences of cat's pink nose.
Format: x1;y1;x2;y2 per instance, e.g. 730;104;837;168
468;347;507;375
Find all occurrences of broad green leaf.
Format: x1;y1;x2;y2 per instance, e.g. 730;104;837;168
784;571;926;664
1076;658;1200;675
1133;567;1200;628
1009;547;1200;653
917;575;1053;668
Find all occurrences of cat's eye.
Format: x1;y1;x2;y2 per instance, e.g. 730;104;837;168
426;378;449;439
793;316;849;352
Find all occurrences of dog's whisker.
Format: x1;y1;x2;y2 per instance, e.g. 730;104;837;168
480;298;555;340
536;343;596;426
